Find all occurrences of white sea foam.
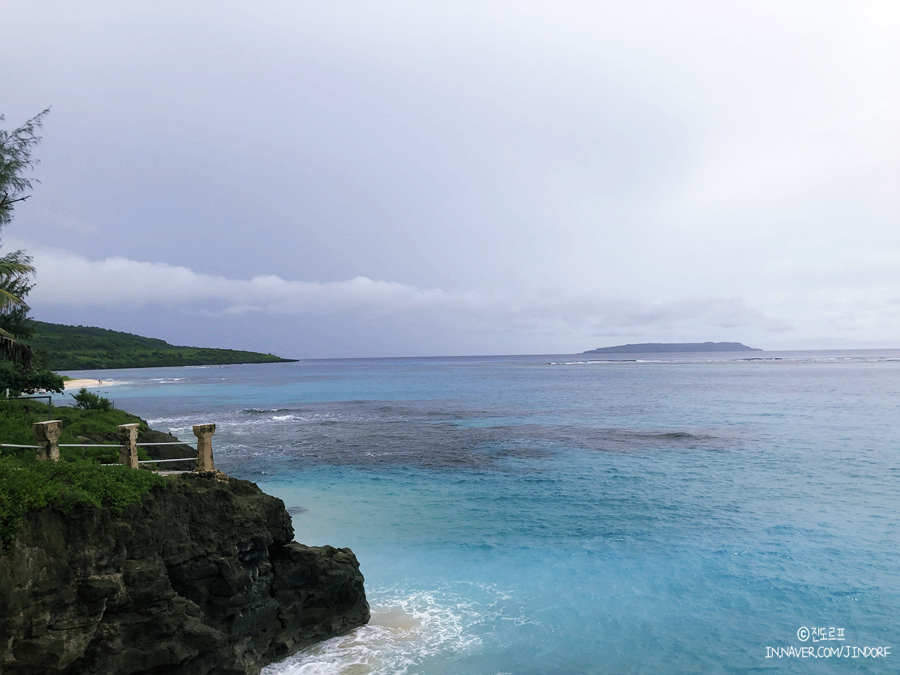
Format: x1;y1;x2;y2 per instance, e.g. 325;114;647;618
261;592;482;675
146;417;190;425
549;348;900;368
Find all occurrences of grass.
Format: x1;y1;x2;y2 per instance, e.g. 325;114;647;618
0;399;149;448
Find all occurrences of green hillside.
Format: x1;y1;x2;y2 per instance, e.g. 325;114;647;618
27;321;297;370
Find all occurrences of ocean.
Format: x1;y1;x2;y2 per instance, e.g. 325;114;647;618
60;350;900;673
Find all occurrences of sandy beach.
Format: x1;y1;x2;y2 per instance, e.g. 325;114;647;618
63;378;120;390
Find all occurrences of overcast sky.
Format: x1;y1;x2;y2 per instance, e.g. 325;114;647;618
3;1;899;358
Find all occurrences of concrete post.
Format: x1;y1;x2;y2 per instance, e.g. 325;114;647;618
117;423;140;469
193;423;216;472
33;420;63;462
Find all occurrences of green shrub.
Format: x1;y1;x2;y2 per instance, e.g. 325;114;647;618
60;444;120;464
71;387;113;411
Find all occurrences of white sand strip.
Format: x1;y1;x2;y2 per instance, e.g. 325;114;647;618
63;378;121;390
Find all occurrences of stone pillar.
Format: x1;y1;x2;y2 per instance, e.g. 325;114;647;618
33;420;62;462
193;423;216;472
117;423;140;469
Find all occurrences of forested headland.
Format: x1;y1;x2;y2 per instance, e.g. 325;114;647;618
27;320;297;370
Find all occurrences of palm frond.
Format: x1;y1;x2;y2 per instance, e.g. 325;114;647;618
0;326;34;368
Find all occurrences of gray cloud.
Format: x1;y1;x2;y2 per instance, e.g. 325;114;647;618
22;241;792;344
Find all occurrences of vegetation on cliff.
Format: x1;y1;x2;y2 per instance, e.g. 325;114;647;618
0;456;166;552
26;320;297;370
0;398;194;551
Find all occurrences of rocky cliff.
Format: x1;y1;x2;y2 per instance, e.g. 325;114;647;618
0;472;369;675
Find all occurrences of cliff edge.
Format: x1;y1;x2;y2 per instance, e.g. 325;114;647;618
0;472;369;675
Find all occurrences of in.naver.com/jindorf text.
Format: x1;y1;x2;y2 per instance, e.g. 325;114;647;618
766;626;890;660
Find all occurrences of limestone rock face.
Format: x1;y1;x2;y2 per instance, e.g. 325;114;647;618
0;472;369;675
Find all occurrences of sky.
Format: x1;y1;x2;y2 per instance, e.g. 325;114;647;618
2;1;899;358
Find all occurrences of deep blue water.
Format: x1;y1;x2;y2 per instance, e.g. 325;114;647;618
61;351;900;673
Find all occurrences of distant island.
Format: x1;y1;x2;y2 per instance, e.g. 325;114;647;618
584;342;762;354
27;320;298;370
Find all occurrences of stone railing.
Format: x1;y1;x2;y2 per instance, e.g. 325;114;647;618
25;420;217;472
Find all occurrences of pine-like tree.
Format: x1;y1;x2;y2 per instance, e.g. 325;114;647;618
0;110;51;369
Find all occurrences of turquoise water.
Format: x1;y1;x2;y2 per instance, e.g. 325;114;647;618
62;352;900;673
